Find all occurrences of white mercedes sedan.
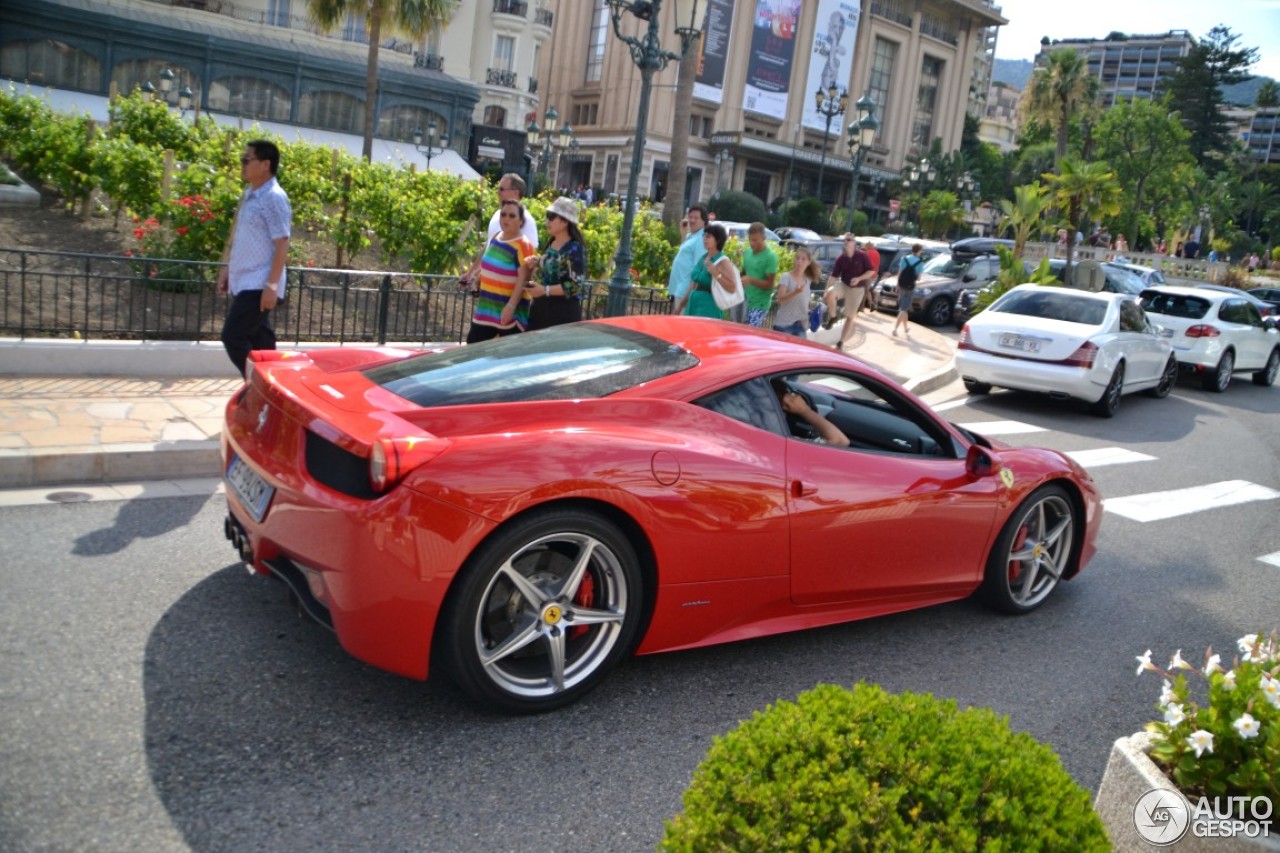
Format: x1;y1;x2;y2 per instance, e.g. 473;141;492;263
956;285;1177;417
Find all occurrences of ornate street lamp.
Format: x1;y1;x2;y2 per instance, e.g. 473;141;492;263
906;157;935;234
604;0;709;317
813;84;848;203
843;92;879;232
412;118;451;171
140;81;156;102
526;108;573;181
159;67;175;103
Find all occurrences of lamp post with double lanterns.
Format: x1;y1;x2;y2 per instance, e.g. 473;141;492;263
843;92;879;233
956;171;978;235
526;107;574;185
412;118;451;171
813;84;848;203
906;157;936;234
604;0;708;318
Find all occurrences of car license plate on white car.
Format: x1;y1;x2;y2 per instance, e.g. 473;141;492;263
999;333;1041;354
226;453;274;523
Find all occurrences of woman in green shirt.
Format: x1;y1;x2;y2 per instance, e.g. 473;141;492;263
678;223;735;318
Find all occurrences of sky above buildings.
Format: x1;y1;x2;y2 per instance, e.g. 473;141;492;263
993;0;1280;81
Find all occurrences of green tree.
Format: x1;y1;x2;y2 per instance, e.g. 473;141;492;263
1021;48;1099;169
306;0;454;162
1043;156;1122;277
1161;26;1258;170
997;182;1049;257
1257;80;1280;109
1094;97;1196;250
918;189;965;238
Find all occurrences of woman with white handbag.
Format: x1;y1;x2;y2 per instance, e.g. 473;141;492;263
676;223;741;318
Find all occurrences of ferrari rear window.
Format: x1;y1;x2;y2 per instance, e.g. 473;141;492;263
364;324;699;406
1140;292;1210;320
991;290;1107;326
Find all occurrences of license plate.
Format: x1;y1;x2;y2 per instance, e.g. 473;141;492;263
999;333;1041;353
226;454;274;523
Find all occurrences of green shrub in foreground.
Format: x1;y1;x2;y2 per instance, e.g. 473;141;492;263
662;682;1108;852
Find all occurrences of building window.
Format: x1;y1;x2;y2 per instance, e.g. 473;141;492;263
743;169;772;205
494;35;515;71
112;59;199;103
2;39;101;90
342;13;368;44
483;105;508;127
604;153;619;192
650;160;669;202
573;103;598;126
266;0;291;28
379;106;444;143
868;38;897;145
912;56;942;150
298;90;364;134
207;75;291;122
586;0;608;83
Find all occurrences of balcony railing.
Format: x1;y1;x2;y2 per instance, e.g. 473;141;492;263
493;0;528;17
869;0;912;28
486;68;518;88
535;8;554;27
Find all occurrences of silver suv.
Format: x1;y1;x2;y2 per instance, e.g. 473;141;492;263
875;252;1001;326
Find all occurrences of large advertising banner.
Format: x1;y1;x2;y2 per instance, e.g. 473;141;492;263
693;0;734;105
802;0;862;132
743;0;801;120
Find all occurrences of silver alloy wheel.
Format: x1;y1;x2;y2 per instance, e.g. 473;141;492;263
1255;348;1279;387
472;531;629;700
1210;350;1234;392
999;492;1074;609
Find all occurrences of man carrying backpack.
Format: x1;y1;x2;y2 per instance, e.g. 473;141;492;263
892;243;924;338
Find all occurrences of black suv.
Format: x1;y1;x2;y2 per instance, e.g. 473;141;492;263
874;252;1002;326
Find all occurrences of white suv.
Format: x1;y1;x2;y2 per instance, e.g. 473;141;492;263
1139;285;1280;391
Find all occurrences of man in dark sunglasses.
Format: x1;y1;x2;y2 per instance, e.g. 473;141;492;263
217;139;291;377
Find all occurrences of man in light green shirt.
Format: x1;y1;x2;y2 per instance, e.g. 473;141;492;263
741;221;778;327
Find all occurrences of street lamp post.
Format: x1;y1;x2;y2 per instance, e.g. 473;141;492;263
906;157;935;235
843;92;879;233
813;85;847;204
604;0;708;318
956;171;976;236
412;118;451;171
526;108;574;185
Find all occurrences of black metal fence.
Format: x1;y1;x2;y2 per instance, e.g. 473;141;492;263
0;248;675;343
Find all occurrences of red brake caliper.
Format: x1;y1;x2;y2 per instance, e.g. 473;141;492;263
569;574;595;639
1008;526;1029;583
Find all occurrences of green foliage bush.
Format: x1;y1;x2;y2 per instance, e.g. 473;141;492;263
662;682;1108;852
778;197;831;234
709;189;767;223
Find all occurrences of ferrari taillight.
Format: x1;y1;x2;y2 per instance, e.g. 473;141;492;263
369;436;447;493
1060;341;1099;368
1185;325;1221;338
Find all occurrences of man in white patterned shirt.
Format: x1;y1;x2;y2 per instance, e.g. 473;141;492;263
217;139;292;378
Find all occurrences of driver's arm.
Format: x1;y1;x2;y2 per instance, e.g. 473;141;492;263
781;392;850;447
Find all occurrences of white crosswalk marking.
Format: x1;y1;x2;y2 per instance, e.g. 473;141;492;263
1260;552;1280;569
1064;447;1157;468
1105;480;1280;522
956;420;1046;436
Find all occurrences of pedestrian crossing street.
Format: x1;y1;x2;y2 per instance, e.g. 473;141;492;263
932;398;1280;568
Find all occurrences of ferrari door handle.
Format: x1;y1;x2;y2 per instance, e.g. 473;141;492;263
791;480;817;497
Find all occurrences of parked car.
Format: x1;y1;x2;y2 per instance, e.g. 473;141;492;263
1138;285;1280;391
875;251;1003;326
775;226;824;245
223;316;1102;712
1107;261;1166;288
716;220;782;243
950;237;1015;259
1249;287;1280;312
1187;283;1276;318
956;285;1177;417
951;259;1155;328
808;239;847;285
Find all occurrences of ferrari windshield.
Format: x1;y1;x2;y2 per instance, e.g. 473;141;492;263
365;323;699;406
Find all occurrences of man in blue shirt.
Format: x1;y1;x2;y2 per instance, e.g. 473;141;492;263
668;204;707;305
218;140;292;378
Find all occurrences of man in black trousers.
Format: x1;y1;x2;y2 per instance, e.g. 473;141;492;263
217;139;292;378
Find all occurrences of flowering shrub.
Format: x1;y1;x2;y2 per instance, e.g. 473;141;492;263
1137;631;1279;800
127;194;228;289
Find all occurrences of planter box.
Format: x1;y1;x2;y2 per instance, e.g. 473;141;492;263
1096;732;1280;851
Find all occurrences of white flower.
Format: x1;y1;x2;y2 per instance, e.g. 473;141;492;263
1136;649;1154;676
1203;653;1222;676
1159;679;1177;707
1262;675;1280;709
1239;634;1260;661
1186;729;1214;757
1221;670;1237;692
1164;703;1185;726
1169;649;1194;671
1233;713;1261;740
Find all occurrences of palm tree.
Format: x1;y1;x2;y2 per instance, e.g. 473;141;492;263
918;190;965;238
307;0;454;161
1042;157;1122;282
997;182;1049;257
1257;80;1280;109
1021;48;1099;170
664;46;698;228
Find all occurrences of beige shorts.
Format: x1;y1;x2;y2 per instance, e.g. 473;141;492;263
838;282;866;317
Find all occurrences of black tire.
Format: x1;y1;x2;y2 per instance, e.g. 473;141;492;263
923;296;952;327
436;507;644;713
1145;356;1178;398
1090;362;1124;417
964;378;992;395
1202;349;1234;392
980;483;1077;615
1253;348;1279;387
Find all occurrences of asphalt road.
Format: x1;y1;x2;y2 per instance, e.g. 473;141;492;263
2;372;1277;852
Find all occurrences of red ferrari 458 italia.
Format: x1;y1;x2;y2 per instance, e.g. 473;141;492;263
222;316;1101;712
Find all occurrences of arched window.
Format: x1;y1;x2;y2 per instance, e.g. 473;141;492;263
1;39;101;90
298;90;363;134
379;106;446;144
112;59;198;104
483;105;507;127
207;76;291;122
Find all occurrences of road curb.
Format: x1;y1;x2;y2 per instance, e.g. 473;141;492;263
0;441;221;489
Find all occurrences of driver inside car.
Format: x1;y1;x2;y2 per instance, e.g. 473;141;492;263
778;386;851;447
